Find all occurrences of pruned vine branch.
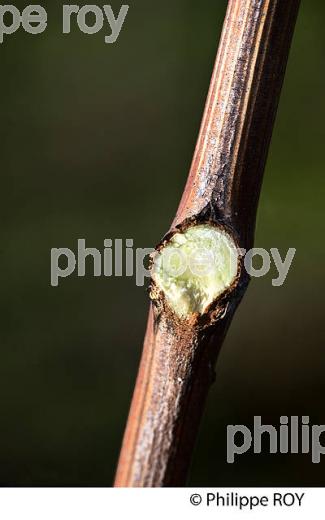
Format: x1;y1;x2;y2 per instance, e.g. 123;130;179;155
115;0;300;487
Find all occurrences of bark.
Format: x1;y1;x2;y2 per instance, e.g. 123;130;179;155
115;0;300;487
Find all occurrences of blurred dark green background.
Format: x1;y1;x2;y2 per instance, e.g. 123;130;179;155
1;0;325;486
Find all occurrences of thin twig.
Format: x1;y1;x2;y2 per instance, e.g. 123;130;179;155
115;0;300;487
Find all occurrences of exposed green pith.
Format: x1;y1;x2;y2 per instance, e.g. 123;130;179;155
152;224;239;319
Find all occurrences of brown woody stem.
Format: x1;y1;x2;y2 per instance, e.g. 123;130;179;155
115;0;300;487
